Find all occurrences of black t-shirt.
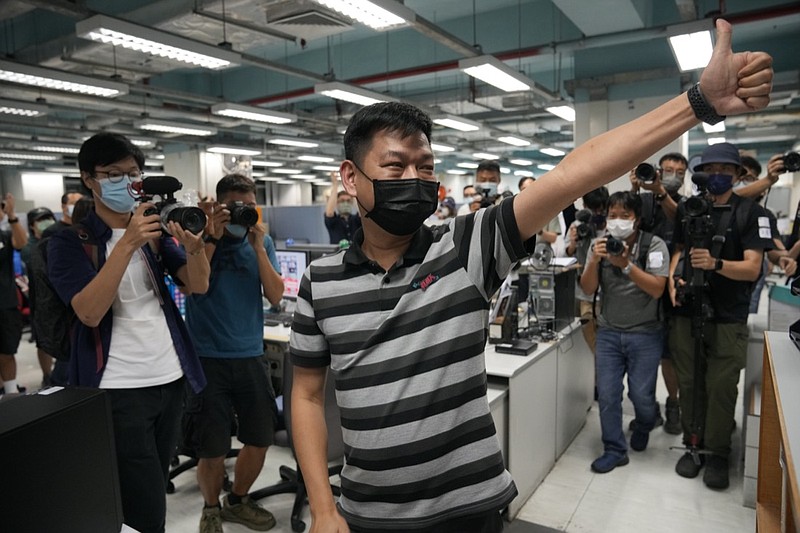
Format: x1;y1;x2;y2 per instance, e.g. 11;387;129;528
0;230;17;309
673;194;773;323
640;192;682;253
324;213;361;244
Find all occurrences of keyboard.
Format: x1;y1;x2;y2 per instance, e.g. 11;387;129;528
264;312;294;327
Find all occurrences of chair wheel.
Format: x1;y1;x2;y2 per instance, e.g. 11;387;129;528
291;518;305;532
166;481;175;494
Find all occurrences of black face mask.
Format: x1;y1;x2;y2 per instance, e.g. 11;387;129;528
354;163;439;236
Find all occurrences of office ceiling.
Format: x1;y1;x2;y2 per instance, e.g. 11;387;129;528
0;0;798;181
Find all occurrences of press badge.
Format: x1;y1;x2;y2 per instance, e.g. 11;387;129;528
758;217;770;228
648;251;664;269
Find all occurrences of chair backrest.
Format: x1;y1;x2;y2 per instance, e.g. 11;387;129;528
282;355;344;463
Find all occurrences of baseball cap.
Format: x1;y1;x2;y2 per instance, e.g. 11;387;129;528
692;142;742;172
27;207;55;227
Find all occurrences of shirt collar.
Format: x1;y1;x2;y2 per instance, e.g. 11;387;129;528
344;225;434;268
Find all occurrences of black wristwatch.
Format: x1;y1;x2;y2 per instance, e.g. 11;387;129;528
688;83;725;125
7;217;19;224
714;258;724;271
654;193;666;203
203;235;219;246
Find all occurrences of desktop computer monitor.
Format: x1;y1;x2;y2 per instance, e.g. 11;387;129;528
287;242;340;261
275;249;308;300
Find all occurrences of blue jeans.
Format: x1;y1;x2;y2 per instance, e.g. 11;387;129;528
596;327;663;456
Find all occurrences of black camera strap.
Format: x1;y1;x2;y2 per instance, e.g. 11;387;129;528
592;231;655;320
709;209;733;260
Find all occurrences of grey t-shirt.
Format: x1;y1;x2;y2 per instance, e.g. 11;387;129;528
586;232;670;331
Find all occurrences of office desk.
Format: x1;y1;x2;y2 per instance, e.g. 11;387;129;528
264;320;594;520
485;320;594;518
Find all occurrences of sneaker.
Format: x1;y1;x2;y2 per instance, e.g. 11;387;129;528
664;398;682;435
628;402;664;431
630;430;649;452
591;453;629;473
199;506;223;533
220;495;276;531
703;455;730;490
675;452;705;478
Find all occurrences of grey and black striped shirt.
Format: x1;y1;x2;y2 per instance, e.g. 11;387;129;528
290;197;532;530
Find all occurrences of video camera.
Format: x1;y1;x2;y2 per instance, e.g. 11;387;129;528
133;176;206;235
574;209;594;240
635;162;657;183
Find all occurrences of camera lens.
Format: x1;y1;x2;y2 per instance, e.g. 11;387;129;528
576;224;591;240
685;196;710;217
228;202;258;227
784;151;800;173
635;163;656;182
606;236;625;256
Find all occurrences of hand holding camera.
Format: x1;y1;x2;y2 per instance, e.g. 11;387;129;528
0;193;15;217
124;203;163;249
591;237;629;268
688;247;716;271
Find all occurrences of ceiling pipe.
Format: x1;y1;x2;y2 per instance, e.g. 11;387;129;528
249;3;800;106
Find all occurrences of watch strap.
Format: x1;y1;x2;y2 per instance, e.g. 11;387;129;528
715;258;724;271
203;235;219;245
7;217;19;224
622;262;633;275
688;83;725;125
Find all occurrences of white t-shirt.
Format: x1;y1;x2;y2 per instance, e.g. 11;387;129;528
100;229;183;389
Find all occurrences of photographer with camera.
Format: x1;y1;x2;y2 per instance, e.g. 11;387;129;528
186;173;284;533
668;142;773;490
565;187;609;354
46;132;210;533
580;191;670;473
629;153;690;435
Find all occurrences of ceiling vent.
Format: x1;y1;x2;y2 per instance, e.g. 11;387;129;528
271;10;349;27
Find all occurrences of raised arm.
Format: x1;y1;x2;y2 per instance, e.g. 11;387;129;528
514;19;772;241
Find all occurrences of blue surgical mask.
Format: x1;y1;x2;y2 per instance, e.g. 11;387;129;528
98;178;136;213
226;224;248;239
706;174;734;195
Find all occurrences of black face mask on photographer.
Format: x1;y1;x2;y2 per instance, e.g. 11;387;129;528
352;162;439;236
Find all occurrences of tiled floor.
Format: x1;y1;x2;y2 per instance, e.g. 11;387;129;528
9;330;755;533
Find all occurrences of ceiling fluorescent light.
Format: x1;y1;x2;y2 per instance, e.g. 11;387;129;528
707;137;726;145
312;165;341;172
537;164;555;171
315;81;395;106
514;170;534;177
207;145;262;156
434;115;481;132
457;162;479;169
145;159;164;167
45;166;80;173
545;105;575;122
0;160;24;165
268;138;319;148
510;159;533;166
31;145;80;154
298;155;335;163
0;58;127;97
498;135;530;147
472;152;499;160
540;147;565;157
311;0;415;31
211;102;296;124
273;168;303;174
446;169;468;175
135;119;217;136
252;160;283;168
276;180;297;185
459;55;557;96
702;121;726;133
0;152;59;161
0;98;48;117
76;14;240;70
668;30;713;72
431;142;456;153
129;138;154;147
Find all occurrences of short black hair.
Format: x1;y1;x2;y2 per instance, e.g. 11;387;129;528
582;186;609;211
61;192;86;205
607;190;642;219
344;102;433;167
740;155;762;176
518;176;535;190
72;197;95;226
658;152;688;168
78;133;144;175
477;160;500;174
216;173;256;201
463;184;475;193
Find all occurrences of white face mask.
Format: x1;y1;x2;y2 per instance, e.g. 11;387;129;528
66;204;75;217
606;218;635;239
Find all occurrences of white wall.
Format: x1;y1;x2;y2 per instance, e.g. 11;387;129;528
20;172;63;212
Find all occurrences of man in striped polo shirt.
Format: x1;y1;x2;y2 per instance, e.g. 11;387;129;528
290;19;772;532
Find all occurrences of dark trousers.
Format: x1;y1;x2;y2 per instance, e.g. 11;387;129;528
669;317;747;456
349;510;504;533
106;378;184;533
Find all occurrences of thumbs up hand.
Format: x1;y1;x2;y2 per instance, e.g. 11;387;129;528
699;19;773;116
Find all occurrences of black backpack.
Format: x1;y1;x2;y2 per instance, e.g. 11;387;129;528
29;225;98;362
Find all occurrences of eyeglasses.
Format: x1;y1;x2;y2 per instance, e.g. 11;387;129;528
92;170;143;183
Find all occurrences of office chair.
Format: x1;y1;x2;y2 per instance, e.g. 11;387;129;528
250;356;344;532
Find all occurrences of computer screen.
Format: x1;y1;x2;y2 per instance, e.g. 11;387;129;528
275;250;308;300
287;243;341;261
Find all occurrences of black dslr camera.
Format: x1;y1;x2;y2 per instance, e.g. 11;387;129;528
605;236;625;256
783;151;800;173
225;201;258;227
134;176;206;235
635;162;657;183
574;209;595;240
